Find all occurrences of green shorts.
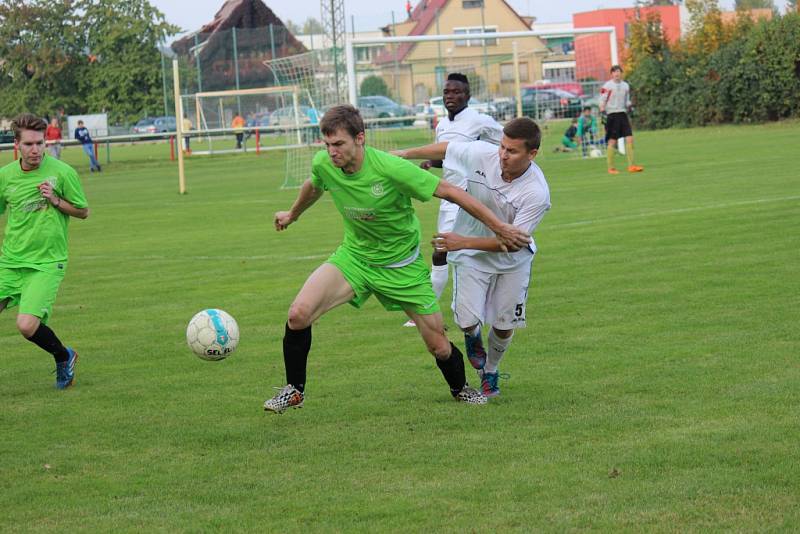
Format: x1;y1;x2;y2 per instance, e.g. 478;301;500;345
326;246;440;315
0;266;65;323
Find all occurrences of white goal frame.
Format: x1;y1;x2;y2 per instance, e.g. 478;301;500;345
344;27;619;111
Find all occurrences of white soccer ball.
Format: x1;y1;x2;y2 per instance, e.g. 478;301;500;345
589;147;603;158
186;309;239;360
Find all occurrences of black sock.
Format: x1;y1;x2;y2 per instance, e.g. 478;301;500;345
25;324;69;363
436;342;467;395
283;323;311;392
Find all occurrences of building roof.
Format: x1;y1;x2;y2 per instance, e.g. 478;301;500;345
374;0;532;65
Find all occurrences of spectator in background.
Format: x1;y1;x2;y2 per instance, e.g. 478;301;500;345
576;106;601;157
406;0;412;19
182;116;192;155
45;118;62;160
599;65;644;174
232;113;245;149
74;120;101;172
554;118;578;152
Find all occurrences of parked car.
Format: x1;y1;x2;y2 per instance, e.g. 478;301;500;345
528;81;586;97
269;105;317;127
131;116;176;135
357;96;413;125
412;103;436;128
520;87;583;119
429;96;497;119
0;129;14;145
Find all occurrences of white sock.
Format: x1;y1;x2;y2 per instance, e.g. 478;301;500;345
485;329;513;374
431;264;449;300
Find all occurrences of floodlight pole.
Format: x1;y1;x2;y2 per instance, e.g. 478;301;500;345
172;59;187;194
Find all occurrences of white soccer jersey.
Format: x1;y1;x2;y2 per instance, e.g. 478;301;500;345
600;80;631;114
443;140;550;274
436;107;503;212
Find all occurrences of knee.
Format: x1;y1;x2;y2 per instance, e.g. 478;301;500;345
429;336;452;360
287;301;313;330
17;315;40;338
492;327;513;339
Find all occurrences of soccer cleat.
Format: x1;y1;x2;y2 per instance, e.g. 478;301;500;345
403;319;417;328
264;384;304;413
608;168;620;175
453;386;487;405
627;165;644;173
55;347;78;389
478;370;511;398
464;332;487;370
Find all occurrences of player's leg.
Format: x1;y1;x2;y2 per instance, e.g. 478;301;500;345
624;118;643;172
479;268;531;397
265;260;358;413
404;309;485;404
16;269;78;389
452;264;491;371
606;138;618;173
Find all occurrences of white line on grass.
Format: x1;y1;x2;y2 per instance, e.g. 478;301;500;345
547;195;800;230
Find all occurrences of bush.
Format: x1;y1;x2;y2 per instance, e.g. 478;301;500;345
360;76;390;97
628;12;800;128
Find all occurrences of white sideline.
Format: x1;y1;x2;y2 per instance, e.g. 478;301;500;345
547;195;800;230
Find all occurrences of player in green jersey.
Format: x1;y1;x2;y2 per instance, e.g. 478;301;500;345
264;105;531;412
0;114;89;389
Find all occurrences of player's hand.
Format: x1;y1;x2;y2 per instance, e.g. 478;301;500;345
419;160;433;170
37;181;59;205
431;232;464;252
274;211;295;231
494;223;530;252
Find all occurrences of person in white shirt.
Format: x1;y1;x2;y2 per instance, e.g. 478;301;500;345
393;117;550;398
404;72;503;328
599;65;644;175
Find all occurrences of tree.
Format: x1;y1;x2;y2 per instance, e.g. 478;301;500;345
303;17;324;35
0;0;178;124
77;0;178;123
285;19;302;35
360;75;390;97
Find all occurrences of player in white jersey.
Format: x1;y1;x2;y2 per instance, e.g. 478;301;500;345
393;118;550;398
599;65;644;175
403;73;503;328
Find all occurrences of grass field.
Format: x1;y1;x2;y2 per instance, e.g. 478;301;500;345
1;120;799;531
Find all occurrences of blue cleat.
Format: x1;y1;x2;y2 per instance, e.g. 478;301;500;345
478;370;510;398
464;330;487;370
55;347;78;389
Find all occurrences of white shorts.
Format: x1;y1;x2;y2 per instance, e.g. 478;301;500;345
437;205;459;234
451;264;531;330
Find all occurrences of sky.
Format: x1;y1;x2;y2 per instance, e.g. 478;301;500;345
149;0;789;37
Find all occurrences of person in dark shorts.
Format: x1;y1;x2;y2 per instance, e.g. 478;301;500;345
599;65;643;175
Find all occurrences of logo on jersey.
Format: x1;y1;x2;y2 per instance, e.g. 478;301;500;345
343;206;376;221
370;182;385;198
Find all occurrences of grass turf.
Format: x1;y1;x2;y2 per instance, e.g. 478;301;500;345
1;120;799;531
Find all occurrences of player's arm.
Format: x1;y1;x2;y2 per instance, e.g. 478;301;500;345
392;142;449;161
433;180;530;251
274;178;323;231
37;182;88;219
432;232;519;253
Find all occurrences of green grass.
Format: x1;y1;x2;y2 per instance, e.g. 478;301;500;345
1;121;799;531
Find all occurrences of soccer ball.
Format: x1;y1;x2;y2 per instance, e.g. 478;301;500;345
589;147;603;158
186;309;239;360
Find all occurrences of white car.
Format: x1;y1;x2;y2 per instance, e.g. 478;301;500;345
429;96;497;118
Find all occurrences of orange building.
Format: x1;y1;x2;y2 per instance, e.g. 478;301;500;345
572;6;683;81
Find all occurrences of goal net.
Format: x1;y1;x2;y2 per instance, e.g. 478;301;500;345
180;86;303;156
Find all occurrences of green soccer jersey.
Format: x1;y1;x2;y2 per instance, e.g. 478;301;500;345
310;146;439;266
0;155;88;269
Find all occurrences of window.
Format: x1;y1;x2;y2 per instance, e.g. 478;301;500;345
500;62;529;82
462;0;484;8
454;26;497;47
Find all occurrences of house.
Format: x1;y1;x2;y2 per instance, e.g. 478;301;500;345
373;0;549;104
171;0;306;92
